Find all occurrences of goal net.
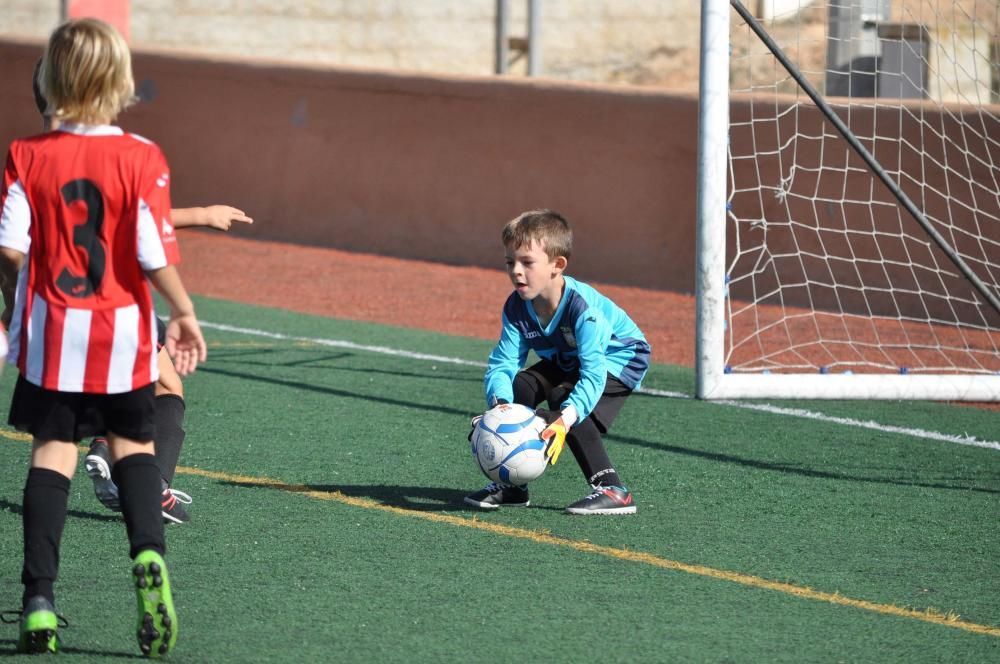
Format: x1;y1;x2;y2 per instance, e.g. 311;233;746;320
696;0;1000;400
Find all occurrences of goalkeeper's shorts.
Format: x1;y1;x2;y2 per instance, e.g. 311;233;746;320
518;360;632;434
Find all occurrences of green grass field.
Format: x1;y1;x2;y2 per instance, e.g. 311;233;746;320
1;295;998;661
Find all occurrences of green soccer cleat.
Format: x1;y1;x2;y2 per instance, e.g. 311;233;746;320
132;550;178;658
16;595;61;654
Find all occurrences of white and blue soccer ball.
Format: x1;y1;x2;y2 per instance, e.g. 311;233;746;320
470;403;548;485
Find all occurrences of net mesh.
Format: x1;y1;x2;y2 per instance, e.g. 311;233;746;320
726;0;1000;375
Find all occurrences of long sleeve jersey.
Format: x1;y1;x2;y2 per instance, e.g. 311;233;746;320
484;276;650;420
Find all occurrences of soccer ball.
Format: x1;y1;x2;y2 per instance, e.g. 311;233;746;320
470;403;548;485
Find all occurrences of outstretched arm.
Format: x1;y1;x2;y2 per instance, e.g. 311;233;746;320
171;205;253;231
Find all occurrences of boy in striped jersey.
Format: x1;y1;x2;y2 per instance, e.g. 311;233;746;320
31;55;251;524
0;19;204;655
464;210;650;515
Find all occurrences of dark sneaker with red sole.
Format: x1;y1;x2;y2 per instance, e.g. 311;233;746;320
565;485;636;515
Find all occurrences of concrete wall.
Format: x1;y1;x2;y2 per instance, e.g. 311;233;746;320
0;38;701;293
0;0;703;88
3;38;995;316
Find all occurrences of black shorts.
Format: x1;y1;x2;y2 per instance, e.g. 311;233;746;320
8;374;156;442
519;360;632;434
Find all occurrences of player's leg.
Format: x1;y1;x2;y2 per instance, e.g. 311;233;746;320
153;348;191;524
105;384;178;657
19;438;75;654
111;434;178;657
512;365;558;407
85;345;192;523
7;376;79;653
549;376;636;515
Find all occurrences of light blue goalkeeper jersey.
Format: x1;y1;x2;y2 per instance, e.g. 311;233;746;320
484;276;651;419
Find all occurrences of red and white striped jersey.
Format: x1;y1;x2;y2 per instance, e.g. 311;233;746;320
0;124;179;393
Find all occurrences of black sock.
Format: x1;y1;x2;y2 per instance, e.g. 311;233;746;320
113;454;165;559
22;468;70;607
153;394;186;486
566;417;622;488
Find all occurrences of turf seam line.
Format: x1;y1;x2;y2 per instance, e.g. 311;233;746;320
199;320;1000;451
172;462;1000;639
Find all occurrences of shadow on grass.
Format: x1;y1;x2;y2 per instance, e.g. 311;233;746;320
0;498;121;523
220;480;565;513
0;638;135;659
207;351;480;384
198;367;998;495
198;366;477;418
605;433;1000;495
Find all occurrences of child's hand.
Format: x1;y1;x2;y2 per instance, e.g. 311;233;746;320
164;314;207;376
468;413;483;442
201;205;253;231
469;399;510;441
535;409;569;465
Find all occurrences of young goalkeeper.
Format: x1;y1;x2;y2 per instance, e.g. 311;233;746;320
464;209;650;515
0;19;206;655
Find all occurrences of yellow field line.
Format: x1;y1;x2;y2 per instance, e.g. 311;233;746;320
1;430;996;638
176;463;999;638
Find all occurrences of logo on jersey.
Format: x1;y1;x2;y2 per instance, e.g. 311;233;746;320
523;330;541;339
156;172;170;188
162;218;175;235
560;325;577;348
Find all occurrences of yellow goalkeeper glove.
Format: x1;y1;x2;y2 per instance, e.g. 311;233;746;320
535;409;569;465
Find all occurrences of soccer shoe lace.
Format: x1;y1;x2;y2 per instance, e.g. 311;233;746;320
463;482;530;509
161;487;192;524
481;482;505;497
580;485;609;500
163;488;193;505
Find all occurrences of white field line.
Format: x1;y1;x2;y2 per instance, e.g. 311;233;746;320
200;321;1000;452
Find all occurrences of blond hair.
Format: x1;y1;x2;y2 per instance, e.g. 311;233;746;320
502;209;573;260
40;18;135;124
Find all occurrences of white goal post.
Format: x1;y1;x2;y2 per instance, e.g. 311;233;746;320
696;0;1000;400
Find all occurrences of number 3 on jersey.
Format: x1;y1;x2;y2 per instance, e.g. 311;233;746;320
56;178;106;298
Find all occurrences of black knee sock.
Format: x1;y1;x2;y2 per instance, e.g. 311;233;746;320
22;468;70;607
113;454;165;559
153;394;186;486
566;417;622;488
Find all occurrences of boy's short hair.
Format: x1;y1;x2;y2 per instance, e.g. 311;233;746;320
40;18;135;124
502;209;573;260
